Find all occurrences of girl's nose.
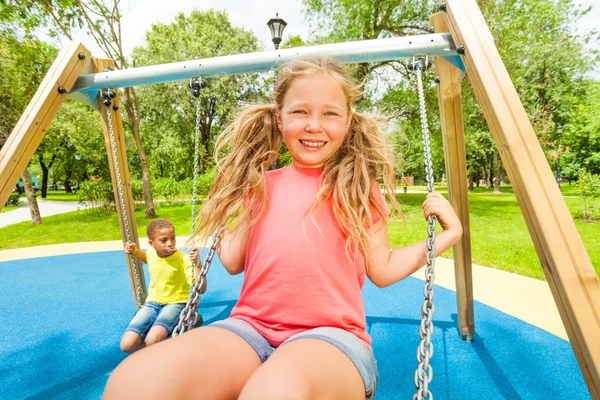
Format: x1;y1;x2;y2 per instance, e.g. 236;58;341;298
305;116;322;132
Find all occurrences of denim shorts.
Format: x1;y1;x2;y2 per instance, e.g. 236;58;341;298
125;301;185;338
211;318;379;399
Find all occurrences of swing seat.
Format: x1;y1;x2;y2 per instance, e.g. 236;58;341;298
192;312;204;328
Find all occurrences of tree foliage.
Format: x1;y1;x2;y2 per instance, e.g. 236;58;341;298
132;10;269;179
302;0;599;187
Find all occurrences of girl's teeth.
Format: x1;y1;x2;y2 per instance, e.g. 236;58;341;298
301;140;325;147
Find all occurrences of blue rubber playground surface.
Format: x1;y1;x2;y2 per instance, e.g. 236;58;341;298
0;250;590;399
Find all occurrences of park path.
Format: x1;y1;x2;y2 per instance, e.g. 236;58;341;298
0;198;90;228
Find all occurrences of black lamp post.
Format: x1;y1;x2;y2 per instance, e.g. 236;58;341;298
267;13;287;49
556;124;563;187
267;13;287;171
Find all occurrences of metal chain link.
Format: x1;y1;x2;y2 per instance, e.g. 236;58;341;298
173;229;222;336
412;59;437;400
104;92;146;309
191;95;202;235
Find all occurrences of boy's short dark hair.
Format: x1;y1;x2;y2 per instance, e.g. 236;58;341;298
146;218;175;240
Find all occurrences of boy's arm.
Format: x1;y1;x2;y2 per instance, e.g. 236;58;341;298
366;192;462;288
188;248;207;294
125;242;147;263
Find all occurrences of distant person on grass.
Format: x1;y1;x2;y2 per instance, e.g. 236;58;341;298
119;218;204;354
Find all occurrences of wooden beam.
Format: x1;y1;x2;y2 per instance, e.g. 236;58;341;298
93;58;147;309
430;12;475;341
0;42;90;211
443;0;600;397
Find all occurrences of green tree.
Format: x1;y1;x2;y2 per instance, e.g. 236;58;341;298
1;0;158;217
301;0;445;181
132;10;268;179
301;0;599;189
0;33;57;221
560;81;600;176
38;101;107;193
477;0;599;182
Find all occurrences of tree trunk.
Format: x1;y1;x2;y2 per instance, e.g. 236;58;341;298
468;173;474;191
65;170;72;192
485;155;492;189
22;168;41;225
494;152;504;194
124;87;155;218
39;154;57;198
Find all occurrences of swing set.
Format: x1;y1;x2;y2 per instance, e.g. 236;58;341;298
0;0;598;398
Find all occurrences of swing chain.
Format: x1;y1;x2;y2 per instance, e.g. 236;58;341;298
103;89;146;309
173;228;222;337
190;78;204;235
412;57;438;400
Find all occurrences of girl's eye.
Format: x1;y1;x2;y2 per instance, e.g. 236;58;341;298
293;110;307;114
325;111;339;116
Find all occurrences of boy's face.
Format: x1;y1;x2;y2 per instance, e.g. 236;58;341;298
149;227;176;258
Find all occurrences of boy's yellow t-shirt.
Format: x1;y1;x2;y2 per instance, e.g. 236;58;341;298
145;246;194;304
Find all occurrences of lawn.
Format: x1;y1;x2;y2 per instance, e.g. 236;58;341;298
41;191;79;201
389;189;599;279
2;191;78;212
1;189;598;280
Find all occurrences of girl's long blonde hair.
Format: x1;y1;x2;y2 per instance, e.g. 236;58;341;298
194;57;401;269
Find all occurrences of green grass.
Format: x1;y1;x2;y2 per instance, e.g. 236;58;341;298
2;191;78;212
1;202;21;213
388;190;599;280
0;203;196;249
39;191;79;201
1;190;599;281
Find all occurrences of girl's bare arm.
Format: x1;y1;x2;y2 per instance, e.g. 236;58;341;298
366;192;463;288
217;213;252;275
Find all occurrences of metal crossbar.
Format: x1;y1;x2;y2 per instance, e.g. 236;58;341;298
70;33;458;98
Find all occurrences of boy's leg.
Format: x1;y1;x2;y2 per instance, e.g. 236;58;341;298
104;326;262;400
120;331;145;354
144;303;184;346
120;302;160;354
145;326;169;346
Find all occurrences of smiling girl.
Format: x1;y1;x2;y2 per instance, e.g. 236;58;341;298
104;57;462;400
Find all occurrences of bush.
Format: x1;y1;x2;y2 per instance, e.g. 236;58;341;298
77;180;115;212
152;178;182;205
577;171;600;222
181;169;215;201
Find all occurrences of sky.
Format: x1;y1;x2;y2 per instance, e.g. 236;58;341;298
60;0;599;78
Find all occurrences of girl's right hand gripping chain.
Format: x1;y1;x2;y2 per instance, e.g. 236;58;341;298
422;192;463;239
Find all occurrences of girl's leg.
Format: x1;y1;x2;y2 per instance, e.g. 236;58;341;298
104;326;262;400
239;338;365;400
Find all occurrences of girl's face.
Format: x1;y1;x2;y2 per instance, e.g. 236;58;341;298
277;73;352;169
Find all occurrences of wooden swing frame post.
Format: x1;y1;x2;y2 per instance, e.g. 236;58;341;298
430;12;475;341
443;0;600;397
93;59;146;309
